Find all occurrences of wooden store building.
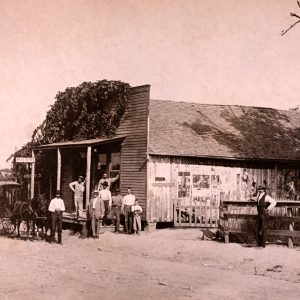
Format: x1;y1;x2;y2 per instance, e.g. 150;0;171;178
31;84;300;229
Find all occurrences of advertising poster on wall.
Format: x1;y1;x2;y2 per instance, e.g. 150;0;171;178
177;172;191;198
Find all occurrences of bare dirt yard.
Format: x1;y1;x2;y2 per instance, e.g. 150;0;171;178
0;228;300;300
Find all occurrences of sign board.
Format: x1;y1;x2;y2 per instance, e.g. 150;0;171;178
16;157;35;163
23;174;41;179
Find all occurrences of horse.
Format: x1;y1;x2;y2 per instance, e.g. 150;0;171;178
31;194;51;239
10;199;37;238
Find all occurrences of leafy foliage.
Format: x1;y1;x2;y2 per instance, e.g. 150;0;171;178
32;80;130;144
10;79;130;190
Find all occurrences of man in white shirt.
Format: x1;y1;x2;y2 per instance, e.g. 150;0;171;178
131;199;142;235
69;176;85;219
122;187;136;234
97;172;119;191
254;185;277;248
48;190;65;245
99;181;112;226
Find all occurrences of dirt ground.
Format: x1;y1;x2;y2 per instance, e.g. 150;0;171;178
0;228;300;300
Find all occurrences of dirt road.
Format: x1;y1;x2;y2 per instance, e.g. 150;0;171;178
0;229;299;300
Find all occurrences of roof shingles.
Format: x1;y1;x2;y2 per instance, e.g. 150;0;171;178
149;100;300;161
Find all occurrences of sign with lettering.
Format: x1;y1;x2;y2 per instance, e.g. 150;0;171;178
23;174;41;179
16;157;35;163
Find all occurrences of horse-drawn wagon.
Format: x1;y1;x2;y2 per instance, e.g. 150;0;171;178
0;181;50;238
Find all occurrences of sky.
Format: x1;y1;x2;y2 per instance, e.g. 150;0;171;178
0;0;300;169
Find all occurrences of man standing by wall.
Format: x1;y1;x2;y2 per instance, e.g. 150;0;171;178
122;187;135;234
254;185;277;248
99;181;112;226
97;172;119;191
69;176;85;219
111;188;123;233
48;190;65;245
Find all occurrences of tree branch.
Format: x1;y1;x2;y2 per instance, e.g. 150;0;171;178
281;19;300;36
290;12;300;19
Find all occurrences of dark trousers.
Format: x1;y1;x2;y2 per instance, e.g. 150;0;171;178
102;200;110;226
51;211;62;243
257;213;268;247
112;206;121;232
124;205;132;234
91;214;101;237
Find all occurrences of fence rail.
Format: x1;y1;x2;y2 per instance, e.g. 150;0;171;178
219;200;300;247
174;197;219;228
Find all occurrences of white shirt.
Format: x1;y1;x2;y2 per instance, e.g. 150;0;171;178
123;194;136;206
257;192;277;211
92;196;100;209
97;175;119;191
48;197;65;212
131;204;142;213
69;181;85;197
99;189;112;206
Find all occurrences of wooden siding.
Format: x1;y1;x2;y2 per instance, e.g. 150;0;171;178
61;150;75;212
116;85;150;218
147;155;300;225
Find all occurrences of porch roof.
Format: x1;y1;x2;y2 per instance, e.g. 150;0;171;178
33;135;126;150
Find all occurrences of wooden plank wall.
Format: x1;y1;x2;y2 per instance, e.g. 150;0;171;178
116;85;150;218
147;155;300;225
61;149;75;212
147;156;175;222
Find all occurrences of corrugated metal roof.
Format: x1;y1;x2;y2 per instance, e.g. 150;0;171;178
33;135;126;150
148;100;300;161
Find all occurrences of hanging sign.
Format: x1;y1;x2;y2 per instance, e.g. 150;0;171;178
16;157;35;163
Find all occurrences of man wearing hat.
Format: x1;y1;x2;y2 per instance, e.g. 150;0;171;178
48;190;65;244
253;185;276;248
89;190;105;238
69;176;85;218
98;181;112;226
111;188;123;233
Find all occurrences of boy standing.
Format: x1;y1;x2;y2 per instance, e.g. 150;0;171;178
48;190;65;244
131;199;142;235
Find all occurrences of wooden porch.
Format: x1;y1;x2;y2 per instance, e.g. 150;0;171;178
31;136;125;217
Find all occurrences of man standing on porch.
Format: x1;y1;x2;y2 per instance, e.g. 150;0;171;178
122;187;135;234
69;176;85;219
97;172;119;191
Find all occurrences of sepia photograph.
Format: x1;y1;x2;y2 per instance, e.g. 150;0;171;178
1;0;300;299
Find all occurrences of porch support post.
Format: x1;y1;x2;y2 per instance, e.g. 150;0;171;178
85;146;92;207
30;150;36;199
57;148;61;190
